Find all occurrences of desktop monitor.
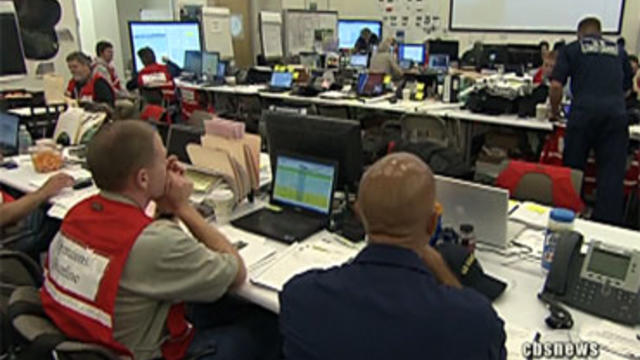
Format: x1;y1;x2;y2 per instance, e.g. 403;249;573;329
183;50;202;76
349;54;369;68
481;45;509;68
428;54;450;72
0;3;27;79
202;51;219;77
428;40;459;62
507;44;542;69
166;124;203;164
129;21;202;72
270;72;294;89
337;19;382;49
0;111;20;151
264;111;363;191
399;43;426;65
218;61;228;78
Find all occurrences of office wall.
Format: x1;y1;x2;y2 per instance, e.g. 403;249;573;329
0;0;80;91
75;0;125;82
266;0;640;57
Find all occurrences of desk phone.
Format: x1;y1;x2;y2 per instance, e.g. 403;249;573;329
543;231;640;325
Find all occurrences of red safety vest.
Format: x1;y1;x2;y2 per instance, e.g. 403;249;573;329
138;63;176;100
40;195;193;360
106;64;122;91
496;160;585;213
66;73;110;102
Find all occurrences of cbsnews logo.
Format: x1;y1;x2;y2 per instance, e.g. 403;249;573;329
522;341;600;358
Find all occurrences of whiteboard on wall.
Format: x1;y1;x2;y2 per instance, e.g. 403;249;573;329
260;11;283;59
449;0;625;34
283;9;338;56
202;7;234;59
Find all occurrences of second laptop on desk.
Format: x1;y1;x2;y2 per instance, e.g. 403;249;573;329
232;153;338;244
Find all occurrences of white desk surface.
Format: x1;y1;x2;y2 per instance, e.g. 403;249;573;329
8;106;62;117
432;109;555;131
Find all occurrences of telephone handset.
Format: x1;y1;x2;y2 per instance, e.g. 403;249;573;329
543;231;640;325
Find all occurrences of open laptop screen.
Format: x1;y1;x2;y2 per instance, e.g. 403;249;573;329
0;112;19;149
350;54;368;68
272;155;336;215
270;72;293;89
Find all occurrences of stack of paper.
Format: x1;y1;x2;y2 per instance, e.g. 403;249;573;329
29;168;92;188
187;133;261;204
204;116;245;140
580;320;640;358
509;202;551;229
217;226;278;272
250;242;357;292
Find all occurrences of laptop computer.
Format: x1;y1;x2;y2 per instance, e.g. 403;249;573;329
263;71;294;93
349;54;369;69
232;153;338;244
435;175;509;248
356;73;384;97
0;111;20;156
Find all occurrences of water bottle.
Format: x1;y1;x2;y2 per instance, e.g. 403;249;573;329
18;125;33;155
542;208;575;271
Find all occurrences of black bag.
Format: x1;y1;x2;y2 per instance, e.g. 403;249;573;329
393;141;473;180
518;85;549;118
466;89;518;115
362;120;402;165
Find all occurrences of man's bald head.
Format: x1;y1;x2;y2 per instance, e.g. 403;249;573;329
357;153;436;245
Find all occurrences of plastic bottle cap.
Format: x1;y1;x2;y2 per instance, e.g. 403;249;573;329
20;125;27;130
550;208;576;223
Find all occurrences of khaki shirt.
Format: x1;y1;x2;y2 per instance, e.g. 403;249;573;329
369;52;404;80
102;192;239;360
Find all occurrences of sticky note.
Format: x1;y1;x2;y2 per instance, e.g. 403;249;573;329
416;82;425;91
383;75;392;84
524;203;549;215
415;92;424;100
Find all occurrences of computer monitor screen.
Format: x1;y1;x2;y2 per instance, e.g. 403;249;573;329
270;72;293;88
349;54;369;68
399;43;426;65
184;50;202;76
218;61;228;78
428;54;450;71
0;112;19;148
0;4;27;78
338;20;382;49
202;51;219;77
129;21;201;72
272;154;336;214
265;111;363;190
356;73;384;96
166;125;203;164
428;40;459;61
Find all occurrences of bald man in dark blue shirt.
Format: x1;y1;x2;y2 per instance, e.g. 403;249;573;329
550;17;633;226
279;153;506;360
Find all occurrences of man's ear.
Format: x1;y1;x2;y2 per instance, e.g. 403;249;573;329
135;168;150;191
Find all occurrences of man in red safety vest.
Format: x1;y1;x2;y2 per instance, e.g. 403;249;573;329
41;120;279;360
65;51;115;106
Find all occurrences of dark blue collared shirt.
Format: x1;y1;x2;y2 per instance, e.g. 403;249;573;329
279;244;507;360
551;36;632;115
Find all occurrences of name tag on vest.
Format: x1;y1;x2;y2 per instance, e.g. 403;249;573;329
142;72;167;85
48;233;110;301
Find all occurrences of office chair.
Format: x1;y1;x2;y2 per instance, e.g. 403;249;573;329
399;114;455;147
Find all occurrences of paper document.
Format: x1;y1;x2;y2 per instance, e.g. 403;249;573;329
47;186;99;219
505;324;535;360
580;320;640;359
509;202;551;229
29;168;92;188
217;226;277;272
512;229;545;257
250;242;357;292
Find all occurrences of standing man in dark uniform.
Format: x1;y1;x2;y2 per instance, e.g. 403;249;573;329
549;17;633;225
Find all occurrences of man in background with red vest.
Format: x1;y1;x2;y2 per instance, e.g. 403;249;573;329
41;121;280;360
137;47;176;102
93;40;128;99
65;51;115;107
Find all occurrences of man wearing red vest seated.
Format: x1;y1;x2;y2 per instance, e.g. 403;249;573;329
40;121;280;360
137;47;176;101
65;51;115;106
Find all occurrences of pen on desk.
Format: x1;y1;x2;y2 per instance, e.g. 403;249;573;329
527;332;541;360
508;204;520;215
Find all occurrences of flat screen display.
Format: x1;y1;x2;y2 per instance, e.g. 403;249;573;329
129;21;201;72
